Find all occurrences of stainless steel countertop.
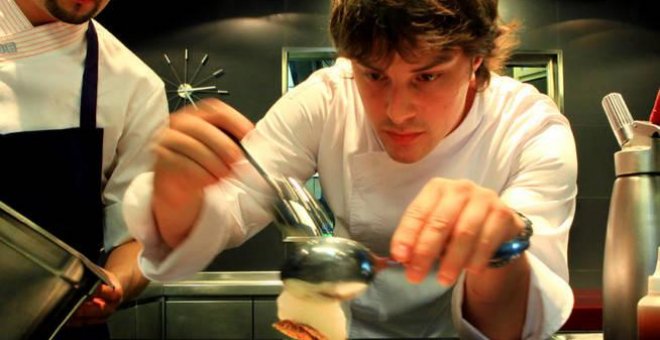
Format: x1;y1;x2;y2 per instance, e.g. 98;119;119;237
137;271;283;299
553;334;602;340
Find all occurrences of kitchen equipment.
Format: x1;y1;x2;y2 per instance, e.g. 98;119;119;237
223;130;333;241
637;247;660;340
602;92;660;340
0;201;110;340
223;124;532;288
650;89;660;126
281;237;378;286
281;232;532;291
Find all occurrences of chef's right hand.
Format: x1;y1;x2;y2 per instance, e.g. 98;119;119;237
152;98;254;248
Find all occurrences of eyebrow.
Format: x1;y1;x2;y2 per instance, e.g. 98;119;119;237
411;53;456;72
355;60;384;72
356;52;457;73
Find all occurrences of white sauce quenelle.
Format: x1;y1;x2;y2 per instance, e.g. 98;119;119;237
275;279;369;340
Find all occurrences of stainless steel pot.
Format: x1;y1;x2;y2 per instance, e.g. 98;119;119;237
0;201;110;340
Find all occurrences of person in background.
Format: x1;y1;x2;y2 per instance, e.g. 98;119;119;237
0;0;169;338
123;0;577;338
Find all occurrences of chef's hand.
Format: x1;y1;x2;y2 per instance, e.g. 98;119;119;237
66;270;123;327
152;98;254;248
390;178;528;286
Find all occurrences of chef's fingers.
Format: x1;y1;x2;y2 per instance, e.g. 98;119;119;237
390;179;444;264
94;283;122;305
405;180;473;283
153;142;223;193
70;297;114;319
465;206;522;273
157;128;232;183
68;301;116;326
435;190;493;285
181;98;255;141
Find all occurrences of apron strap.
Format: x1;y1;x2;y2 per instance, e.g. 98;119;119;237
80;21;99;130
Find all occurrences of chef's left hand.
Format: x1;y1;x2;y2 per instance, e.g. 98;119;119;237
66;269;123;326
390;178;527;286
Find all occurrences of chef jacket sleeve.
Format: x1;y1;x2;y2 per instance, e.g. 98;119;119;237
450;120;577;339
123;159;276;281
102;82;168;251
122;81;327;281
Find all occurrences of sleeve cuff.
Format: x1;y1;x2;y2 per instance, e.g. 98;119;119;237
103;201;132;250
122;172;237;282
451;253;574;339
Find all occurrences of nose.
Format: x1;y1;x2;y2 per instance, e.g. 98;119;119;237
386;85;416;124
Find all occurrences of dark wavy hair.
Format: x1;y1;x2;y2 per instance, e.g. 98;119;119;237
329;0;519;89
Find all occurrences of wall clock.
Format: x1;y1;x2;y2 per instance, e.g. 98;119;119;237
161;49;229;111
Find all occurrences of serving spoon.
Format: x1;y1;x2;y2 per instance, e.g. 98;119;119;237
280;235;530;288
221;130;333;240
222;129;531;294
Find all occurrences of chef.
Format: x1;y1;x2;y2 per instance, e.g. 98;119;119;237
0;0;168;338
123;0;577;338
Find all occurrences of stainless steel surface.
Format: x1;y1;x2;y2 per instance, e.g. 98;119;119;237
109;271;283;339
222;127;333;240
280;233;533;287
602;93;635;147
109;300;164;339
138;271;283;298
554;333;603;340
281;237;377;284
0;201;106;340
602;94;660;340
273;176;334;240
166;300;253;339
254;298;281;338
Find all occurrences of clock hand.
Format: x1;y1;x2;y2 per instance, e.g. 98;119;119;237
184;93;198;110
189;54;209;85
187;86;217;92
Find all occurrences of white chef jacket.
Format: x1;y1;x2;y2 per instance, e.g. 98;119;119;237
0;0;169;250
124;57;577;339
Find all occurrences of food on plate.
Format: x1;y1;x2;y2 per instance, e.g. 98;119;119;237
282;278;368;301
275;288;348;340
272;319;327;340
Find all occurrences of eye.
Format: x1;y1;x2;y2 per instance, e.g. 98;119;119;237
416;73;439;82
364;71;385;82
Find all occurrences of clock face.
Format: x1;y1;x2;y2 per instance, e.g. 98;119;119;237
161;49;229;112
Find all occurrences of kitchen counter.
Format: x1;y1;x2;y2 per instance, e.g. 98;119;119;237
109;271;284;339
136;271;283;300
111;272;604;339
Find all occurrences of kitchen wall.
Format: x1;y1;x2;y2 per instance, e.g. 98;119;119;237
97;0;660;288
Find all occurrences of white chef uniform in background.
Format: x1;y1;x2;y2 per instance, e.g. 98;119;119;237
0;0;168;250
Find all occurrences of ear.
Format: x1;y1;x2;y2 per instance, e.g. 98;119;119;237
472;56;484;72
469;56;484;85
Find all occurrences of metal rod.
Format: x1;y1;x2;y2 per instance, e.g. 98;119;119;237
194;68;224;86
189;54;209;85
161;76;178;88
163;53;183;85
183;48;189;84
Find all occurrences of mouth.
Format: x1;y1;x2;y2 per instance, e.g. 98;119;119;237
383;130;424;145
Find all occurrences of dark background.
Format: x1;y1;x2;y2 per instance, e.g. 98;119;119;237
97;0;660;290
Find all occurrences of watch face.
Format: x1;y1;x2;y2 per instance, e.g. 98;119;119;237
160;49;229;112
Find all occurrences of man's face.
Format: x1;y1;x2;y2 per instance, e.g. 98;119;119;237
351;49;481;164
33;0;109;24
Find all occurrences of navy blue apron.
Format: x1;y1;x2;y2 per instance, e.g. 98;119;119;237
0;22;109;339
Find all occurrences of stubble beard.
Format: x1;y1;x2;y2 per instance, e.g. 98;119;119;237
45;0;100;24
